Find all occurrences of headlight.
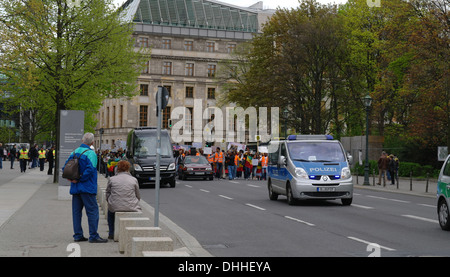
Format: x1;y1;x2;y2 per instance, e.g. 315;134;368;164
133;164;142;171
341;167;351;179
295;168;309;179
168;163;176;171
187;167;194;171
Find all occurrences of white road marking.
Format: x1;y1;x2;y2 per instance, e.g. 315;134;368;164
247;184;260;188
245;203;266;211
284;216;315;226
200;189;210;193
402;214;438;224
366;195;410;203
418;203;435;208
219;195;233;200
229;181;239;184
347;236;396;251
184;185;193;188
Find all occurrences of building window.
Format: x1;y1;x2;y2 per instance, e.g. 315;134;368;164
119;105;123;128
163;62;172;75
162;39;171;49
185;107;193;133
185;86;194;98
207;64;216;78
140;84;149;96
138;37;149;48
207;88;215;99
142;60;149;74
112;106;116;128
163;85;172;97
162;106;171;128
106;107;110;128
184;40;193;51
206;41;215;52
185;63;194;76
227;43;236;53
139;105;148;127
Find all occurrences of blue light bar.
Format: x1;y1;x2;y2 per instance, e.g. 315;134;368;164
288;135;333;140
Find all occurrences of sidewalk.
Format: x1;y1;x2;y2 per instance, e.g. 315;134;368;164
353;174;437;198
0;169;211;257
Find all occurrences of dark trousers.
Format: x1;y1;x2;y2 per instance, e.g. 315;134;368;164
72;193;100;241
19;159;27;172
47;160;53;175
39;158;45;171
107;211;115;237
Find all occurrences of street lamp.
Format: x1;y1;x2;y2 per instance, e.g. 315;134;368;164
283;108;289;139
363;94;372;185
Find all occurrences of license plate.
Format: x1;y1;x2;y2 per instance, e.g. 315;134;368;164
195;172;205;175
317;187;336;192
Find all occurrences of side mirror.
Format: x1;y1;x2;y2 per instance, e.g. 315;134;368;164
278;155;287;166
347;153;353;165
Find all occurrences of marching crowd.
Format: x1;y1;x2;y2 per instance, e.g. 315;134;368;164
175;147;269;181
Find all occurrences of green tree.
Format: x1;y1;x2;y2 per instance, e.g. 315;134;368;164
0;0;147;181
219;0;351;137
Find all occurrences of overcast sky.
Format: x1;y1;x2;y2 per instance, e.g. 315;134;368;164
112;0;348;10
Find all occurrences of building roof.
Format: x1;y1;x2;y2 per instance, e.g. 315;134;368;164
121;0;262;33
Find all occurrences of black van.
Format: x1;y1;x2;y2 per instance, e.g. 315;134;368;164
126;127;176;188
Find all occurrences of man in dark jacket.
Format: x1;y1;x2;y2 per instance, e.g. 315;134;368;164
63;133;107;243
46;146;54;175
377;151;389;186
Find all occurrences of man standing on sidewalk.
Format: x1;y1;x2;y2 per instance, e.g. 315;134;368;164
63;132;107;243
377;151;389;186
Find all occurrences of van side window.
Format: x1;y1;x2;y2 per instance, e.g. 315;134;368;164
268;143;279;165
444;160;450;176
280;143;287;158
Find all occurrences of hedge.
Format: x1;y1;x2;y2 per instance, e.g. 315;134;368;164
352;161;440;179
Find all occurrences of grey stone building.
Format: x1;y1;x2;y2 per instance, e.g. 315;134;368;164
94;0;274;150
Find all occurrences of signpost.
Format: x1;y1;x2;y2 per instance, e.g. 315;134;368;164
154;86;169;227
58;110;84;200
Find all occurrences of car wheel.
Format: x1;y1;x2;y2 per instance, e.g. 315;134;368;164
438;199;450;231
341;198;352;206
168;179;176;188
286;183;295;205
268;179;278;201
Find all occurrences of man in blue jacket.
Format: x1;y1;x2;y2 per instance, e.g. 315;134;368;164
63;132;107;243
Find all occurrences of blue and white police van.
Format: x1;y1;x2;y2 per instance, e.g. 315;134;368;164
267;135;353;205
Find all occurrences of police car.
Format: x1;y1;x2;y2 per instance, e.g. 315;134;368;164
267;135;353;205
437;154;450;230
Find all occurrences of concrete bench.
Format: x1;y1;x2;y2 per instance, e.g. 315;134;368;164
124;227;163;257
113;212;143;241
130;237;174;257
118;217;152;253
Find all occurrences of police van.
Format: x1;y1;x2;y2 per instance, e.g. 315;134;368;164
267;135;353;205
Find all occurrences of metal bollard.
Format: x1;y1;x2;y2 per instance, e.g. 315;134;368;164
410;171;412;191
372;169;375;186
426;173;429;193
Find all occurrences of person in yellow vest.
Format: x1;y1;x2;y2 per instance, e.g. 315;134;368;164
19;145;29;173
214;147;224;179
261;153;268;180
38;147;46;172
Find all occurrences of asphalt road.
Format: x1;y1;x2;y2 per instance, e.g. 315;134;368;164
140;177;450;257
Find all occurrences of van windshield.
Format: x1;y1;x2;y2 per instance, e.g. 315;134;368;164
287;141;346;162
134;133;173;158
